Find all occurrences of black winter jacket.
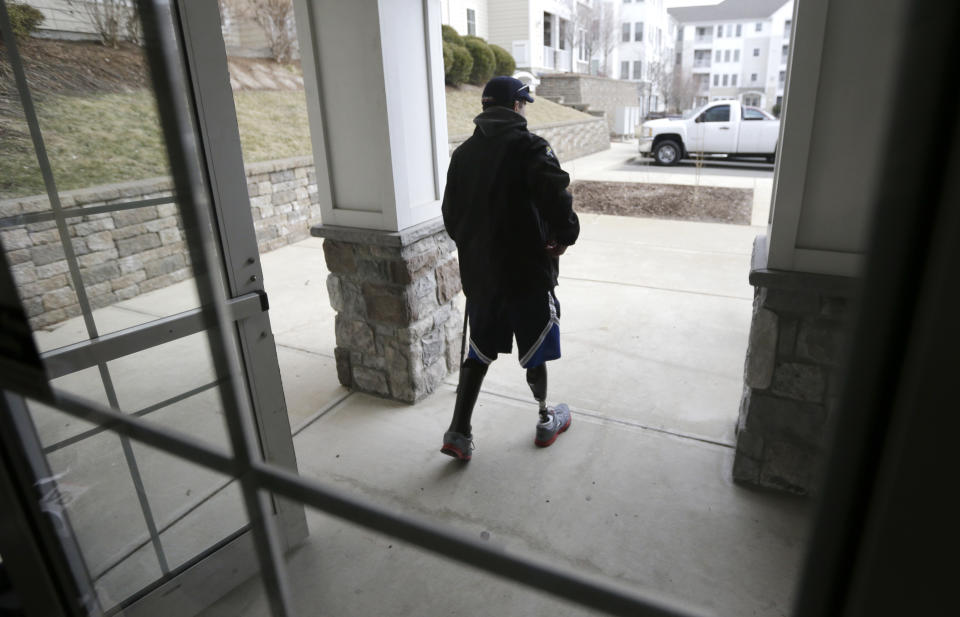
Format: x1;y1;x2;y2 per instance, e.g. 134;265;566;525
441;107;579;300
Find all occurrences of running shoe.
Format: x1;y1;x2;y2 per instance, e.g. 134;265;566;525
441;431;474;461
535;404;572;447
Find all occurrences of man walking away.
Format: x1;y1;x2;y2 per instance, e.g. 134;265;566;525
440;76;580;461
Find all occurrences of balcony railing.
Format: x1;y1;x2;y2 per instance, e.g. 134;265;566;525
543;46;555;69
693;59;712;68
694;35;713;44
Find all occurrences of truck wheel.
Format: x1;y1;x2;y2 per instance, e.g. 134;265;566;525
654;140;681;166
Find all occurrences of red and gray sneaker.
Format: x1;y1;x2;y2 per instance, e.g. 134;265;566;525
441;431;474;461
534;404;572;447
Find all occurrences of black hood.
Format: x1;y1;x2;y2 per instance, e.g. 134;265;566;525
473;106;527;137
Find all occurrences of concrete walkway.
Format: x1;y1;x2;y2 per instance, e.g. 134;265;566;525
27;143;809;616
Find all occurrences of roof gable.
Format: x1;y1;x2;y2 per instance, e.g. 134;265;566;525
668;0;789;23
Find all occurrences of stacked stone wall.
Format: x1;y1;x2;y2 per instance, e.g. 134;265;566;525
733;237;856;494
316;221;462;403
0;156;319;330
449;116;609;163
536;74;640;135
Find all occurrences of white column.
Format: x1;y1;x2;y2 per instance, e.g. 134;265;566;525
765;0;906;277
292;0;449;232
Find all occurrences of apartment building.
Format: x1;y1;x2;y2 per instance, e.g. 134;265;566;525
609;0;676;114
670;0;794;112
441;0;489;39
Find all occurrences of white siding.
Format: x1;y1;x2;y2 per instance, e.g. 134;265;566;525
29;0;100;37
487;0;530;67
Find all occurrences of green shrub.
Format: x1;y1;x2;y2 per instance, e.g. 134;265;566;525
489;44;516;77
447;43;473;86
462;36;495;85
441;24;463;46
772;102;782;117
442;41;454;78
3;2;45;40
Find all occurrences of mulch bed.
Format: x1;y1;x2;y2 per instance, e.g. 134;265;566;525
570;180;753;225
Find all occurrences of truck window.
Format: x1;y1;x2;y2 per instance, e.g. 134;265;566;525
742;107;768;120
700;105;730;122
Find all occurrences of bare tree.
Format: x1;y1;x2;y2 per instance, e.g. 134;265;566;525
66;0;137;48
672;69;701;112
591;1;619;77
240;0;297;63
563;1;594;73
649;57;699;114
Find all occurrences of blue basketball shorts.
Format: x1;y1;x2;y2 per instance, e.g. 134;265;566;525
466;290;561;369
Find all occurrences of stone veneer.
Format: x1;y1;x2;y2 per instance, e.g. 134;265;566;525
733;236;856;495
448;116;610;162
313;218;462;403
535;74;640;135
0;156;319;330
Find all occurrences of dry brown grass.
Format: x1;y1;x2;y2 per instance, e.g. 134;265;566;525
444;84;597;137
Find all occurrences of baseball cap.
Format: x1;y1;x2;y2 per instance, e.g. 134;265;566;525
481;76;535;107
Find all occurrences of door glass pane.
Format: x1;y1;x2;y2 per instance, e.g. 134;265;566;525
2;6;273;615
22;401;251;614
0;15;212;348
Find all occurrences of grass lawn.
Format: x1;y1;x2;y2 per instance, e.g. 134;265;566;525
0;90;313;199
444;85;594;136
1;86;596;200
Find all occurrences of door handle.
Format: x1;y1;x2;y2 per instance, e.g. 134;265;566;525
719;127;730;130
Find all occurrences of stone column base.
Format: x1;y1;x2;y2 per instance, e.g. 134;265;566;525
311;218;462;403
734;236;856;495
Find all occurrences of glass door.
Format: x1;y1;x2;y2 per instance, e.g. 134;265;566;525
0;0;305;614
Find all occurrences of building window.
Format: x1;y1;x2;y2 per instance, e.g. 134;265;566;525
622;22;631;43
753;47;760;56
544;12;552;47
722;74;729;86
727;24;733;37
657;28;662;49
633;60;642;80
724;50;730;62
695;49;711;67
621;61;630;79
755;22;762;32
717;24;723;38
677;26;684;41
675;52;682;65
713;74;719;86
731;74;738;86
715;50;721;62
635;22;643;42
779;70;786;84
734;49;740;62
578;28;587;60
466;8;476;37
784;19;792;38
751;72;758;82
559;18;567;50
782;44;789;63
736;23;742;37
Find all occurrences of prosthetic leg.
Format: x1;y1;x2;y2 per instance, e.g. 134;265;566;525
526;363;549;423
528;362;572;448
442;359;488;460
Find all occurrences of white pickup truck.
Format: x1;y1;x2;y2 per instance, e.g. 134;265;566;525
638;100;780;165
